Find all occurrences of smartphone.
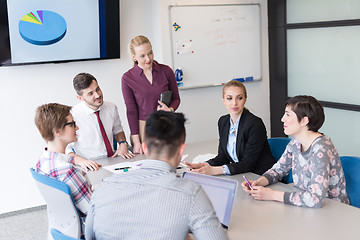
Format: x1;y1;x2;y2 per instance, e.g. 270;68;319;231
243;175;253;190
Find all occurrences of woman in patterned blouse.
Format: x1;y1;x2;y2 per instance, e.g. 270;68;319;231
241;95;349;208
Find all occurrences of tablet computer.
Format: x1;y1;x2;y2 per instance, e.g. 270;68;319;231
182;171;238;229
160;91;172;107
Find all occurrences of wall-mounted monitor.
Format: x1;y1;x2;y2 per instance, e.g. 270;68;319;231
0;0;120;67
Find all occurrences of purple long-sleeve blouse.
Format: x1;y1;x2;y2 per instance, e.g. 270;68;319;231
121;61;180;135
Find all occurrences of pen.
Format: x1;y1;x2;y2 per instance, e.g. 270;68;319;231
243;175;253;190
114;167;131;171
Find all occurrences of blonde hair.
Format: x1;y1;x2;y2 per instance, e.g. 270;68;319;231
129;35;152;66
222;80;247;98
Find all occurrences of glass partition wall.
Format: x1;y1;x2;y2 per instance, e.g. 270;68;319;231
269;0;360;156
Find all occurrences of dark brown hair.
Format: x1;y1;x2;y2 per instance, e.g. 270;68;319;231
144;111;186;158
286;95;325;132
73;73;97;95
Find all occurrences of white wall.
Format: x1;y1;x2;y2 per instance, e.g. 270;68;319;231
0;0;269;214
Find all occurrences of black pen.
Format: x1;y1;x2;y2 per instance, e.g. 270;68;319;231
114;167;131;171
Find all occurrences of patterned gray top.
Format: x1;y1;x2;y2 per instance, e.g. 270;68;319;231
263;135;349;208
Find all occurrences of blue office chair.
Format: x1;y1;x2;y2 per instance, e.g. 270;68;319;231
51;229;82;240
268;137;293;184
30;168;82;240
340;156;360;208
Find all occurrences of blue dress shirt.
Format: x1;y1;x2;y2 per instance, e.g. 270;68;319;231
223;116;241;174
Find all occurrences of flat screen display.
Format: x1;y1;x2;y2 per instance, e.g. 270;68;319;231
0;0;119;66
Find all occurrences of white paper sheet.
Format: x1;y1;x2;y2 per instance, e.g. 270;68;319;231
103;160;145;174
192;153;217;163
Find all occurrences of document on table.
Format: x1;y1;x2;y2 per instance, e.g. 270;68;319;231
104;155;193;173
103;160;145;173
192;153;217;163
103;155;189;174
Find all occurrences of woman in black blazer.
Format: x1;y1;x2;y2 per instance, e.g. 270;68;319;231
186;80;275;175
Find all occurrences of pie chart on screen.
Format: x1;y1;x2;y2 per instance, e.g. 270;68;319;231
19;10;67;46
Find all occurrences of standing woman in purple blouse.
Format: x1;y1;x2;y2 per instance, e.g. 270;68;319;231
122;35;180;154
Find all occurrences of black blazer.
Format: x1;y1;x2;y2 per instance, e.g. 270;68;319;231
207;109;275;175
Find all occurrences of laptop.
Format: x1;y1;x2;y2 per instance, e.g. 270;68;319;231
182;171;238;229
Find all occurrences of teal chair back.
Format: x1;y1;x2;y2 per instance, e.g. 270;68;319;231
30;168;82;240
340;156;360;208
268;137;293;184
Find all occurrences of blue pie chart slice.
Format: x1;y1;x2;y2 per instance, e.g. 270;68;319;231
19;10;67;46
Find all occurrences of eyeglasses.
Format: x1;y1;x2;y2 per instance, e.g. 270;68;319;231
63;121;76;128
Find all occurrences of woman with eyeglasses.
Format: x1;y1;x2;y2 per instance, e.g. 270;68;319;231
33;103;93;217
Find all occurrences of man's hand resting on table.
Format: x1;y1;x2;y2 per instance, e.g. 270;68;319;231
112;143;135;159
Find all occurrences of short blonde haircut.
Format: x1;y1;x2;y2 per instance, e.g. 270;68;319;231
129;35;152;66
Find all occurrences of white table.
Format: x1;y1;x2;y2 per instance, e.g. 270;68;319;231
86;140;360;240
226;173;360;239
86;140;218;186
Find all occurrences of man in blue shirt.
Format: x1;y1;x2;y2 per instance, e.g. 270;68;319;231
85;111;228;240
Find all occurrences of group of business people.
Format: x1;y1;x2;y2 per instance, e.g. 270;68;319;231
33;35;350;239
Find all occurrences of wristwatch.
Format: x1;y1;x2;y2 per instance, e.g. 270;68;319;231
119;140;128;145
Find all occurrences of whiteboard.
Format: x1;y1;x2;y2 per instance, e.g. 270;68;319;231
169;4;262;89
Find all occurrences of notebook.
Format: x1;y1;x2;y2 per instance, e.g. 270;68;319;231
182;171;238;229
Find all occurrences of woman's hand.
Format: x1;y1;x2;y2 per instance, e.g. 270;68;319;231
157;101;173;112
249;186;284;202
71;154;102;171
185;162;222;176
185;162;203;169
132;142;143;154
241;176;269;194
131;135;144;154
241;176;284;202
241;179;255;193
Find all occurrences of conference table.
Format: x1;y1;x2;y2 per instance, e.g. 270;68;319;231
86;140;360;240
